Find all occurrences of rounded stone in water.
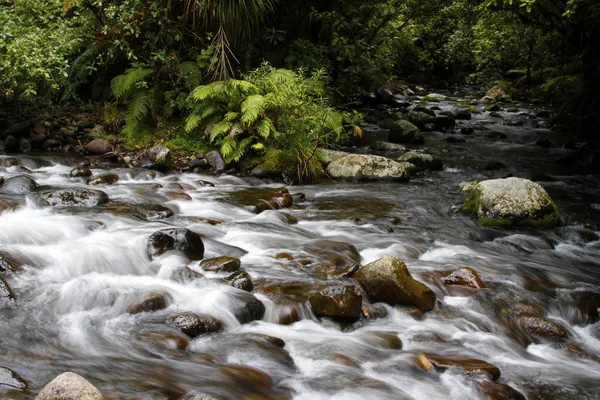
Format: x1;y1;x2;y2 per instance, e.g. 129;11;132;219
146;228;205;260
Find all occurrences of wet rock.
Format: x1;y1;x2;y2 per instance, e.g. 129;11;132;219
490;111;503;118
363;332;403;349
0;366;27;391
145;145;172;171
167;313;223;338
42;139;61;149
476;377;526;400
85;138;112;155
226;187;293;213
200;256;240;273
132;203;174;220
87;174;119;186
19;138;31;152
362;303;389;320
413;105;436;116
37;189;109;207
218;365;272;389
138;331;189;351
297;239;361;275
485;85;511;102
441;267;486;289
406;111;435;128
2;175;39;194
126;291;171;314
459;177;560;228
375;88;394;104
487;131;506;141
370;141;407;152
388;120;424;144
232;292;265;324
36;372;103;400
418;353;501;380
330;353;360;368
69;167;92;178
519;314;569;340
179;393;219;400
353;256;436;311
0;158;19;167
197;179;214;187
446;136;466;143
0;277;15;304
434;116;456;129
570;291;600;325
316;149;350;166
170;267;205;283
461;127;475;135
0;121;32;139
0;253;19;274
326;154;410;181
227;269;253;292
147;228;204;260
454;110;472;120
309;285;362;321
78;119;95;131
535;138;553;148
205;150;225;171
397;151;443;171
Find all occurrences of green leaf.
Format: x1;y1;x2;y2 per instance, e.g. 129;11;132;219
240;94;265;124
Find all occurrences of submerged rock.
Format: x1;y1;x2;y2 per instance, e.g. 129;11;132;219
232;292;266;324
519;314;569;341
227;269;253;292
170;267;205;283
0;277;15;304
167;313;223;338
418;353;501;380
397;151;443;171
36;372;103;400
87;174;119;186
441;267;486;289
326;154;410;181
2;175;39;194
309;285;362;321
370;141;407;152
126;291;171;314
137;331;189;351
0;367;27;391
37;189;109;207
147;228;204;260
218;364;272;389
353;256;436;311
459;177;560;228
200;256;240;273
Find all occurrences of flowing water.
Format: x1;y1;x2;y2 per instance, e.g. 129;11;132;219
1;97;600;399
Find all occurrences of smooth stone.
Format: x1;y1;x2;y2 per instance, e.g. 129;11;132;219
227;269;253;292
147;228;204;260
397;151;443;171
126;291;171;314
418;353;501;380
170;267;205;283
87;174;119;186
36;372;103;400
2;175;39;194
167;313;223;338
145;145;172;171
69;167;92;178
205;150;225;171
218;365;272;389
309;285;362;321
85;138;112;155
326;154;410;181
519;314;569;340
199;256;240;273
441;267;486;289
138;331;189;351
363;331;403;349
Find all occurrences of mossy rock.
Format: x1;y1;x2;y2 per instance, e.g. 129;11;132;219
397;151;443;171
459;177;560;228
507;106;519;113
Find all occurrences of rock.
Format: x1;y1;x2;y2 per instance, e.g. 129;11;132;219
170;267;205;283
200;256;240;273
0;277;15;304
316;149;350;166
232;292;265;324
485;85;511;102
36;372;103;400
326;154;410;181
167;313;223;337
2;175;38;194
461;127;475;135
189;158;208;169
226;187;293;213
363;303;389;320
90;125;105;137
147;228;204;260
370;141;406;152
42;139;61;149
297;239;361;275
138;331;189;351
375;88;394;104
397;151;443;171
412;105;436;116
424;93;446;102
446;136;466;143
353;256;436;311
227;270;253;292
454;110;472;120
379;118;398;130
363;331;403;349
19;138;31;152
78;119;95;131
85;139;112;155
519;314;568;340
218;365;272;389
309;285;362;321
179;393;219;400
87;174;119;186
406;111;435;128
132;203;174;220
0;367;27;391
388;120;424;144
418;353;501;380
485;104;501;112
69;167;92;178
145;145;172;171
488;131;507;140
126;291;171;314
476;377;526;400
570;291;600;325
490;111;503;118
4;135;16;151
434;116;456;129
0;253;19;274
441;267;486;289
0;121;32;139
205;150;225;171
0;158;19;167
37;189;109;207
460;177;560;228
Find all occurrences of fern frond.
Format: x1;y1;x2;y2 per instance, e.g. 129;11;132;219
219;135;237;160
225;136;254;163
229;124;243;137
255;118;274;139
190;81;227;102
240;94;264;124
209;120;232;143
226;79;260;96
223;111;241;122
185;104;224;132
111;68;153;99
251;143;265;150
269;68;297;84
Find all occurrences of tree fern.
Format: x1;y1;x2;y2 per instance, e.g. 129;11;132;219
190;81;227;102
240;94;264;124
111;67;153;99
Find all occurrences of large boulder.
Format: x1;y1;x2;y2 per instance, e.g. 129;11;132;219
397;152;443;171
316;149;350;166
326;154;410;181
353;256;436;311
145;145;172;171
485;85;511;102
2;175;39;194
36;372;103;400
388;120;424;144
85;139;112;155
309;285;362;321
147;228;204;260
37;189;109;207
460;177;560;228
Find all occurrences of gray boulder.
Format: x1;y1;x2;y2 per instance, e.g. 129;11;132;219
146;145;172;171
36;372;103;400
326;154;410;181
388;120;424;144
316;149;349;166
353;256;436;311
205;150;225;171
460;177;560;228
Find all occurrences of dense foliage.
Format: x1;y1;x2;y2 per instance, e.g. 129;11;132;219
1;0;598;170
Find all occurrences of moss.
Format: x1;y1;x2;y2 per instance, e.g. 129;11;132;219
460;184;482;215
423;95;440;102
507;106;519;113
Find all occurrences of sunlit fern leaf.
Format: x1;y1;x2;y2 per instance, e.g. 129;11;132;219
219;135;236;159
223;111;241;122
111;68;153;99
225;136;254;163
240;94;264;124
255;118;274;139
251;143;265;150
128;91;151;124
190;81;227;102
226;79;260;96
269;68;297;84
209;120;232;142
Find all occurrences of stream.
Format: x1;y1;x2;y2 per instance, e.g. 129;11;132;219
1;94;600;399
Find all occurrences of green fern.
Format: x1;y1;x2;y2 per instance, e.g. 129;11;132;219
240;94;264;124
111;67;153;99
